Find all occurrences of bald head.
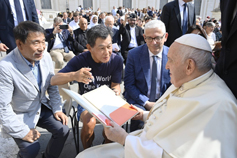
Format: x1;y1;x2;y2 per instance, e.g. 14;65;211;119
79;18;88;31
105;16;114;28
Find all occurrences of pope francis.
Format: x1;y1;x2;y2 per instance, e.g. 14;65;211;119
76;34;237;158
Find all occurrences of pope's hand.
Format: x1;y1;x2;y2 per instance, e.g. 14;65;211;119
132;105;144;121
104;121;128;145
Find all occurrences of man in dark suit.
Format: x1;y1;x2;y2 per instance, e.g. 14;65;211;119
161;0;195;47
45;17;75;68
62;12;71;24
215;1;237;99
119;13;144;64
0;0;39;53
124;20;171;132
98;12;106;25
73;18;88;55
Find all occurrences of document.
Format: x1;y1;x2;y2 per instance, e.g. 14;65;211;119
62;85;138;127
112;43;120;51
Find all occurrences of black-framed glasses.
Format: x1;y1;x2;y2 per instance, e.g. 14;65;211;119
145;33;165;42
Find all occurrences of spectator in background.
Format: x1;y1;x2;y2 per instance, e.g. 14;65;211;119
62;12;71;24
73;18;88;55
88;15;99;29
147;6;153;17
83;11;90;23
161;0;196;47
45;17;75;68
69;13;80;30
68;12;73;21
0;0;39;53
105;16;123;60
111;6;117;16
98;12;106;25
186;25;206;39
117;7;123;16
119;13;144;64
204;22;216;49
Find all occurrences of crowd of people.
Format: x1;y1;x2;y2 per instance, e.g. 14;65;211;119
1;0;237;158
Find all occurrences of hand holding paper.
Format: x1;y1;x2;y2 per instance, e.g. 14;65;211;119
104;121;128;145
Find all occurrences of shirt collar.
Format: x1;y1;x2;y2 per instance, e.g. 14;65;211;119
148;47;163;59
20;52;40;67
178;69;214;92
179;0;186;6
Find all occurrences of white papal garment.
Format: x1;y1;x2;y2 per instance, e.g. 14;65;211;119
77;69;237;158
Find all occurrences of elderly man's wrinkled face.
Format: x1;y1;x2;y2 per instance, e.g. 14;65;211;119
105;18;114;28
79;18;88;31
18;32;46;65
165;42;187;87
144;27;168;55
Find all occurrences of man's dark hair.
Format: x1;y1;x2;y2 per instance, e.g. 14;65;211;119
129;13;137;19
86;25;112;48
73;12;79;17
13;21;45;43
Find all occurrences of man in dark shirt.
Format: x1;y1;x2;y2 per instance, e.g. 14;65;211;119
73;18;88;55
51;25;123;150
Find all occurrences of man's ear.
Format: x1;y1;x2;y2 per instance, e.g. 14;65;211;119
164;32;168;42
186;59;196;75
15;40;23;51
86;44;91;51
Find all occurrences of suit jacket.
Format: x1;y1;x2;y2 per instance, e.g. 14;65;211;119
123;44;171;106
112;27;121;47
0;48;62;139
215;0;237;98
0;0;39;53
73;28;88;55
98;18;105;25
45;28;74;52
63;17;71;24
119;24;144;54
161;0;195;47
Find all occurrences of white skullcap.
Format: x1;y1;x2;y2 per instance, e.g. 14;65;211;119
175;34;212;52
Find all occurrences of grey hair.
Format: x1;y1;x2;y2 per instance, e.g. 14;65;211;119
86;25;113;48
144;20;166;34
179;44;212;72
206;22;215;27
105;16;114;22
53;17;63;24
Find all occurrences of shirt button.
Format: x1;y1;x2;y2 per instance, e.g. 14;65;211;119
180;86;183;91
152;116;156;119
36;112;39;115
147;122;151;126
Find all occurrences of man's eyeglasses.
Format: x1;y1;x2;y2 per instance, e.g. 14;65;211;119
145;34;165;42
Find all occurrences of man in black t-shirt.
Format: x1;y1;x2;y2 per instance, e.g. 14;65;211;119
51;25;123;150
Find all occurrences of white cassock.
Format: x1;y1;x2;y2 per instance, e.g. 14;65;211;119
77;69;237;158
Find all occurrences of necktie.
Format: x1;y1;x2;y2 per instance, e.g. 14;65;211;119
182;3;188;35
149;56;158;102
58;33;69;53
14;0;24;24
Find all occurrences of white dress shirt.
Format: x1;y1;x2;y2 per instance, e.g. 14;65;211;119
9;0;27;26
128;26;138;48
179;0;189;28
52;33;64;50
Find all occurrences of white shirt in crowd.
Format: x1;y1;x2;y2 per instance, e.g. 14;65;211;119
69;20;79;30
128;26;138;48
52;33;64;50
